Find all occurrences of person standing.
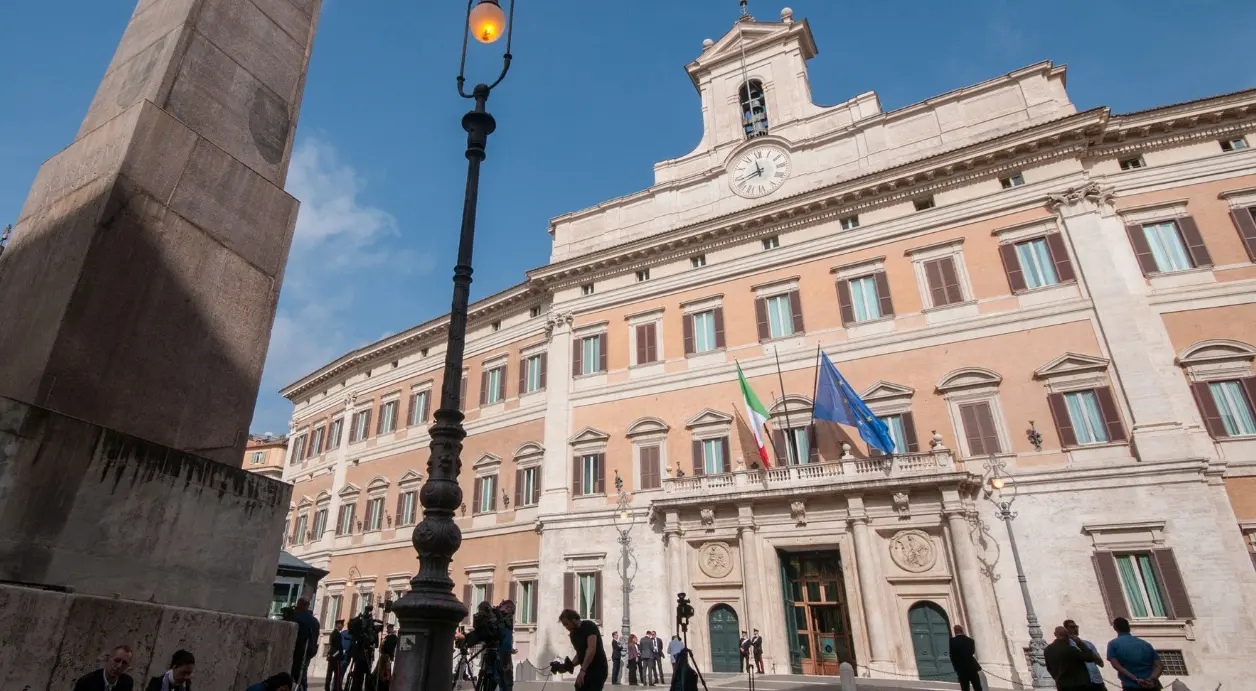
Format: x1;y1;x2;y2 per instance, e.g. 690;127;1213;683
738;631;750;673
291;598;320;690
639;631;657;686
749;630;764;674
627;634;640;686
650;631;665;684
948;625;982;691
1106;617;1162;690
610;631;624;685
666;636;684;676
73;644;135;691
1063;619;1105;691
559;609;609;691
146;650;195;691
1045;626;1100;691
324;620;345;691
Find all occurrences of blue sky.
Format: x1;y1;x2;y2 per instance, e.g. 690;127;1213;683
2;1;1253;436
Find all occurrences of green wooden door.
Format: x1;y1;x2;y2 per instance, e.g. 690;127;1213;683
908;602;957;682
708;605;742;673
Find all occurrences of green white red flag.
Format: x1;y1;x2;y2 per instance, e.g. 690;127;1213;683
736;362;772;468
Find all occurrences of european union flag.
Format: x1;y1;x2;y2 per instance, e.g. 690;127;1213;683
813;351;897;454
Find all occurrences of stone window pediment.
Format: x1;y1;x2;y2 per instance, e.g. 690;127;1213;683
366;476;390;493
684;408;734;430
860;380;916;402
397;470;424;488
1177;339;1256;381
626;417;670;438
296;495;313;509
515;441;545;457
768;396;813;426
1034;353;1112;393
473;453;503;474
936;367;1002;393
338;483;361;499
569;427;611;445
314;491;331;506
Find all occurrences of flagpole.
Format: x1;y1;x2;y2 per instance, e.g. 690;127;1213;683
773;348;796;464
768;390;785;467
809;344;822;415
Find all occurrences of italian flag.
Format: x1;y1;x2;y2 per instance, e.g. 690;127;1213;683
737;362;772;468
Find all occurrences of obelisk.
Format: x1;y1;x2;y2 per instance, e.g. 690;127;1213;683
0;0;322;688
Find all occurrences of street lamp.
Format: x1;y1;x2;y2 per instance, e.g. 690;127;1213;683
388;2;516;689
612;470;638;639
981;455;1052;688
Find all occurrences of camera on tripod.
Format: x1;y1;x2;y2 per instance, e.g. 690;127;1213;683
460;600;511;649
676;592;695;632
348;602;386;650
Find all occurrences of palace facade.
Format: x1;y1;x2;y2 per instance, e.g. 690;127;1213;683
277;9;1256;688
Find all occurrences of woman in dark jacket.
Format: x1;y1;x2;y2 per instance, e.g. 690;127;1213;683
146;650;194;691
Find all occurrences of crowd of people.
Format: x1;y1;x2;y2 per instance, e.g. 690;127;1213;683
949;616;1169;691
607;629;686;686
72;646;294;691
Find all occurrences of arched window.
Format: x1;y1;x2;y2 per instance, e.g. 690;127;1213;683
739;80;769;138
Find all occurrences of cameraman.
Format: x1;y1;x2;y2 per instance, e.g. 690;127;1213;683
559;609;607;691
455;600;516;691
345;606;377;691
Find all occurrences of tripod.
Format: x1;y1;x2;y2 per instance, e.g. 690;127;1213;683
452;643;502;691
672;593;709;691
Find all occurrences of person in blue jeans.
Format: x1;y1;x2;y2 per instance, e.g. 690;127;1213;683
1105;617;1163;689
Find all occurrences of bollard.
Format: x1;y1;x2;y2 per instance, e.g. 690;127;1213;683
839;662;856;690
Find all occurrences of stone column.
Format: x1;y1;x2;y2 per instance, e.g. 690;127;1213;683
943;489;1000;666
738;505;765;632
540;311;575;513
665;510;685;601
848;496;893;667
1049;183;1215;463
323;393;358;545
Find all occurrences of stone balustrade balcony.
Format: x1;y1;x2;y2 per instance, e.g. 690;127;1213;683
660;448;958;497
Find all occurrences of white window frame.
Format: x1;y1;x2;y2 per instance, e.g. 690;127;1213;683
523;354;544;394
636;269;650;282
352;411;370;442
762;235;780;250
337;501;357;536
840;215;859;230
518;580;538;624
580;335;602;376
478;474;498;514
379;398;399;435
581;283;595;296
580;454;601;496
847;274;882;323
365;496;385;532
1063;389;1111;445
691;254;707;268
251;451;265;465
312;504;329;539
409;386;431;427
485;365;505;405
907;239;974;311
1220;137;1248;152
293;513;308;545
937;368;1011;459
999;172;1025;189
328;417;344;449
397;490;417;526
577;572;598;620
765;293;794;339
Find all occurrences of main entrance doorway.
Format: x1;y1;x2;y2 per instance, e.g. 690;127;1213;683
708;604;742;673
778;550;856;675
908;601;957;682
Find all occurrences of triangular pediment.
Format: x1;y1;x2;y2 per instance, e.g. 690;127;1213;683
472;453;503;470
860;381;916;402
315;491;331;503
338;483;361;498
685;408;734;429
627;417;671;437
398;470;423;486
697;21;793;65
936;367;1002;392
296;495;313;508
569;427;611;445
1034;353;1111;379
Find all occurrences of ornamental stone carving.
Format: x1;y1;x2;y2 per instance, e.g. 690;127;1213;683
892;492;910;518
699;507;715;527
697;542;734;579
888;529;936;573
790;500;806;527
1045;181;1114;211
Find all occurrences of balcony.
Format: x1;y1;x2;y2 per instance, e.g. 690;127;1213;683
660;448;958;497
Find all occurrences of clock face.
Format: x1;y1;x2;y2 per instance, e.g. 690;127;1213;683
729;145;791;198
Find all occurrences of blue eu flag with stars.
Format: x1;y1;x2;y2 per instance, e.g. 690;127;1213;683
813;351;896;454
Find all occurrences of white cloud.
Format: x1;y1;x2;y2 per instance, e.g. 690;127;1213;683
251;136;422;432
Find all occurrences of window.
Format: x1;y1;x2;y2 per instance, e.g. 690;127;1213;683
690;310;720;353
1139;221;1193;273
634;323;659;365
762;235;780;250
913;196;935;211
574;334;606;376
739;79;769;138
1157;651;1188;676
420;347;429;357
378;400;398;435
459;374;468;411
515;466;540;506
848;276;882;322
765;294;796;338
328;418;343;449
639;445;661;490
396;490;417;526
1220;137;1248;152
1115;553;1168;618
581;283;595;296
697;437;729;475
581;455;601;496
1014;238;1058;289
310;427;325;456
482;366;505;405
1207;380;1256;436
922;257;965;307
840;215;859;230
577;573;599;620
1119;156;1145;170
783;427;811;465
691;254;707;268
636;269;650;282
520;354;546;394
365;497;384;531
518;581;537;624
474;475;498;514
336;503;356;536
324;594;342;629
250;451;265;465
290;435;306;464
1064;391;1110;445
958;401;1002;456
491;320;501;332
312;507;328;538
350;410;371;443
409;390;430;426
529;306;541;318
472;583;489;610
1126;216;1213;276
292;514;308;545
884;414;911;455
999;172;1025;189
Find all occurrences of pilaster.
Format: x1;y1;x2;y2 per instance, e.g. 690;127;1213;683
540;310;575;514
847;496;893;667
942;488;1002;670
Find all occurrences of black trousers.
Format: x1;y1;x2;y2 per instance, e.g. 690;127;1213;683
581;669;608;691
957;669;983;691
754;654;763;674
611;657;622;684
739;653;749;672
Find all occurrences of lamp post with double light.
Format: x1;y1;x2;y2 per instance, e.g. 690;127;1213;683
612;471;638;639
982;455;1053;688
388;2;516;689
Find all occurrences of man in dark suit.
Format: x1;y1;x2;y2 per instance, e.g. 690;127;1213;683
1046;625;1101;691
610;631;624;685
325;620;346;691
738;631;751;673
948;625;982;691
73;645;135;691
650;631;666;684
749;630;764;674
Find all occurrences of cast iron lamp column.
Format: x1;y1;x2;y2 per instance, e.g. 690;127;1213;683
982;455;1053;688
389;2;515;689
612;471;638;639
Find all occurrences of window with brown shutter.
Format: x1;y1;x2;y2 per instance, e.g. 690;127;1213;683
572;455;583;496
464;584;473;624
514;468;523;507
789;290;805;334
1092;552;1132;621
572;337;584;376
1190;381;1229;438
998;243;1027;293
1047;392;1078;448
498;364;507;401
1230;207;1256;262
836;280;855;326
598;333;608;372
539;353;548;390
692;439;705;476
682;314;695;355
640;445;661;490
636;323;658;365
563;572;575;611
479;370;489;407
1176;216;1212;268
873;271;895;318
923;256;964;307
958;401;1001;456
1125;223;1159;275
518;360;527;397
472;477;483;515
754;297;770;341
593;571;603;621
1152;549;1195;620
713;307;726;348
1045;233;1076;282
900;412;920;453
1093;387;1127;443
595;453;606;494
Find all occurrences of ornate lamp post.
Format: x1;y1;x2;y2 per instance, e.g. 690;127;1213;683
389;2;516;689
981;455;1053;688
612;471;639;639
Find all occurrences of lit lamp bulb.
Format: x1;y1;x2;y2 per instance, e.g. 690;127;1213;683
469;0;506;43
620;510;630;521
990;477;1006;490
